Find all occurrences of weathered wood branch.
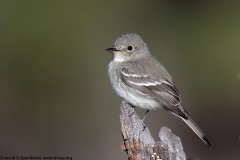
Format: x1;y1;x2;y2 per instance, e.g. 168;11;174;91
120;101;186;160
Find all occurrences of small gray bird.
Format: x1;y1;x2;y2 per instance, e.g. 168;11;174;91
106;33;211;146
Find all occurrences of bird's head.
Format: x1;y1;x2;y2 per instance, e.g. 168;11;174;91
106;33;150;62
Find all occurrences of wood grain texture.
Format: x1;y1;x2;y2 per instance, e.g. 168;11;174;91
120;101;186;160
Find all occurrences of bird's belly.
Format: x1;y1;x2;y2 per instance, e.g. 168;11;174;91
116;82;161;110
108;62;161;110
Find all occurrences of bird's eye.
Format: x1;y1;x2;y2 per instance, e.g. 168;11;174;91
127;46;133;51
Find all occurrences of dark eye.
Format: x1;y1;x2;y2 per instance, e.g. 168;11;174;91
127;46;133;51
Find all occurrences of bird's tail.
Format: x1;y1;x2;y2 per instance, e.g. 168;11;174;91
180;112;211;147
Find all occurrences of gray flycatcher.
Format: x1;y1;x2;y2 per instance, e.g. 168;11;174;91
106;33;211;146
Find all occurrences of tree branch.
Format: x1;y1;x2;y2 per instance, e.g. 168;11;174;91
120;101;186;160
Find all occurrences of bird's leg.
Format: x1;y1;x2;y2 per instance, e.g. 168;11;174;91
142;109;150;131
142;109;150;122
128;104;136;117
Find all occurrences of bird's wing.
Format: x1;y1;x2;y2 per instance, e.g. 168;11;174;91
121;67;186;118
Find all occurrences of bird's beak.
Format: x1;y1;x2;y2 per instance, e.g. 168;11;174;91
106;47;121;53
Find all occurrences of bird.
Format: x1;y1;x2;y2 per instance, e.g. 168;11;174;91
106;33;211;147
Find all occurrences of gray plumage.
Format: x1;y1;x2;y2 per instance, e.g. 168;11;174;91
107;33;211;146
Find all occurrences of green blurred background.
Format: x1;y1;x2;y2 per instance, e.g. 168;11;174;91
0;0;240;159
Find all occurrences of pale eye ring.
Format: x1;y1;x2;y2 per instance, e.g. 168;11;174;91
127;46;133;51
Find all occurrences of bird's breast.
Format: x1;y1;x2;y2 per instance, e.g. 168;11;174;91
108;62;161;110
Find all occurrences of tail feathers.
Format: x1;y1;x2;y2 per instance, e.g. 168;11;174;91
181;115;211;147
